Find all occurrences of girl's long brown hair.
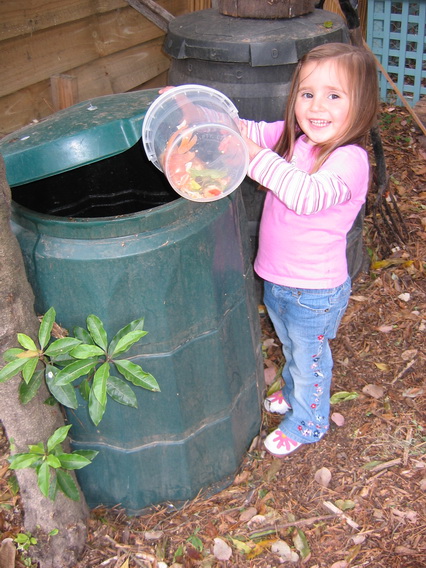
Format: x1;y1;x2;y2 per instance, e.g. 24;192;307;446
275;43;379;173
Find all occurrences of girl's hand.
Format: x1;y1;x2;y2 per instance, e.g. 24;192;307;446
238;119;263;162
158;86;176;95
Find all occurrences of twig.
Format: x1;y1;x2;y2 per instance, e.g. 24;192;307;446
403;427;413;466
323;500;360;530
368;458;402;473
248;514;337;537
392;358;416;384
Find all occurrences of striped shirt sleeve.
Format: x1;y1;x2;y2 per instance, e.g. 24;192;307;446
248;148;352;216
243;119;283;148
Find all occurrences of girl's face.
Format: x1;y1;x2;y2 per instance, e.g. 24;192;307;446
294;59;351;146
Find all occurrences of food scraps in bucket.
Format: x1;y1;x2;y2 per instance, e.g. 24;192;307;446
163;122;232;200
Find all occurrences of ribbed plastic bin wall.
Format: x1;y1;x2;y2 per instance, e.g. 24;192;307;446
367;0;426;105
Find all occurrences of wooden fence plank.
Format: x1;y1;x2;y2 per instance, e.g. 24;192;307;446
0;0;127;42
73;38;170;100
0;3;185;98
0;39;169;134
0;0;191;41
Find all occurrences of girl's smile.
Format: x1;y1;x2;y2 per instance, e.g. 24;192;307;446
295;60;351;146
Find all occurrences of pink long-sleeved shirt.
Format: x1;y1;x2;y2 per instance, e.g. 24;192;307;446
243;120;370;289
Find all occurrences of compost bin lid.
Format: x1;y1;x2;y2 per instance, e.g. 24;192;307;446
0;90;159;187
164;9;347;67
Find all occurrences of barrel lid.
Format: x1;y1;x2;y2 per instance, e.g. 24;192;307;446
164;9;347;67
0;90;159;187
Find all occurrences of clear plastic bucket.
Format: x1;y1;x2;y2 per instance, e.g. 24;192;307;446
142;85;249;202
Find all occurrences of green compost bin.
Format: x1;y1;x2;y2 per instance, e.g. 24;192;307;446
0;91;263;513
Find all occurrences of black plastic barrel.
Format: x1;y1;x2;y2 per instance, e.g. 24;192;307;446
164;9;366;292
0;91;264;513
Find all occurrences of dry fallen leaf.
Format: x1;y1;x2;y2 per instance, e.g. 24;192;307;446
213;538;232;561
271;540;299;562
331;412;345;427
398;292;410;302
377;324;394;333
401;349;418;360
247;514;267;528
144;530;164;541
373;362;390;372
402;387;424;398
264;366;278;386
314;467;332;487
362;384;385;399
239;506;257;523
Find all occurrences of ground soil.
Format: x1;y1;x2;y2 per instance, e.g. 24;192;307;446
1;103;425;568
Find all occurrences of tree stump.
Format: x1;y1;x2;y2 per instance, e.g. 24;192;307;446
218;0;316;19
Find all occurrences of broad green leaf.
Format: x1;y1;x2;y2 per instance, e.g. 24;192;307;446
48;475;58;501
46;368;78;409
72;326;94;345
114;359;160;391
56;453;92;470
79;379;91;402
38;307;56;350
293;528;310;559
187;534;203;552
110;330;147;357
22;357;39;384
28;443;45;455
107;376;138;408
37;462;51;498
3;348;26;362
45;337;81;358
17;333;37;351
228;537;253;554
46;454;62;469
88;387;106;426
54;358;98;386
19;369;43;404
73;449;99;461
108;317;145;355
330;391;359;404
86;315;108;351
9;453;40;470
56;469;80;501
0;358;30;383
69;344;105;359
47;425;72;453
48;353;75;366
363;460;382;470
335;499;355;511
92;362;109;406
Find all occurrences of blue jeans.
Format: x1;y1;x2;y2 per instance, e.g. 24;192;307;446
264;277;351;444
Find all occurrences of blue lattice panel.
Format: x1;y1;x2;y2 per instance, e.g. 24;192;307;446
367;0;426;105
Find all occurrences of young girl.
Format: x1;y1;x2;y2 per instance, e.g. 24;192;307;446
239;43;379;458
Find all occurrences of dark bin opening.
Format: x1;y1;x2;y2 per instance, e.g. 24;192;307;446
12;142;178;218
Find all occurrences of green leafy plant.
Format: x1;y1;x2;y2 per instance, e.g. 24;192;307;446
0;307;160;500
14;532;37;552
8;425;97;501
0;307;160;425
